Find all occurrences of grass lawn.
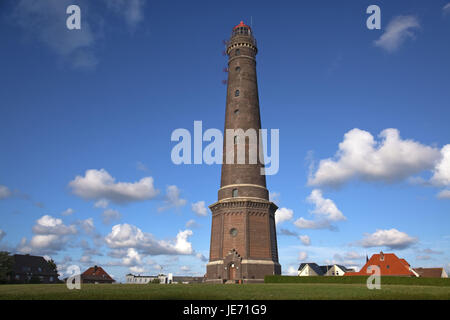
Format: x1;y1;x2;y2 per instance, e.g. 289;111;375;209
0;283;449;300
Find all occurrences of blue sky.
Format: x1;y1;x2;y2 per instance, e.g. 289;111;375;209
0;0;449;282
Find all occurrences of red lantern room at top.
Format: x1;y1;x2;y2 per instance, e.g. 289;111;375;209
232;21;252;36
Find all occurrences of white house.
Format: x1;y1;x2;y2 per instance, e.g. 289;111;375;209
126;273;173;284
297;263;323;276
297;263;354;276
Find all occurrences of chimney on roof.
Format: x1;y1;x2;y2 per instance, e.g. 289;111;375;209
366;254;368;263
94;265;98;272
380;251;384;261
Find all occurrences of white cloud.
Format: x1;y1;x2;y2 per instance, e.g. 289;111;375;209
328;252;365;266
359;228;418;249
18;215;80;255
12;0;97;69
430;145;450;187
416;255;431;261
61;208;75;216
269;192;280;204
275;208;293;225
105;224;147;249
136;161;149;172
294;218;336;231
307;189;346;222
308;128;440;187
78;218;95;234
55;256;73;278
180;265;190;272
293;190;344;231
102;209;121;225
18;235;60;255
158;185;187;211
129;266;145;273
0;229;6;242
173;230;194;255
420;248;443;255
80;239;102;256
0;185;12;199
69;169;159;204
32;215;77;236
29;235;61;250
195;252;208;262
298;251;308;261
191;201;207;216
343;251;364;260
374;15;420;52
153;264;163;271
122;248;143;266
9;1;148;69
94;199;109;209
106;247;147;272
102;0;145;28
279;228;298;237
285;266;298;276
80;255;92;264
185;219;200;228
104;224;194;255
443;3;450;15
437;190;450;199
299;235;311;246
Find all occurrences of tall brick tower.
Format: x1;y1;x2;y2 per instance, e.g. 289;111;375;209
206;21;281;283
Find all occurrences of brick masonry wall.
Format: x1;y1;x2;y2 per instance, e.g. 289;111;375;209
207;25;281;282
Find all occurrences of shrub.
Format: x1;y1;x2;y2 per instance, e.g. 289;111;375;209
264;275;450;286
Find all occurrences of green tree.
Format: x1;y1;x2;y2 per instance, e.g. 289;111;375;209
47;259;59;276
0;251;14;284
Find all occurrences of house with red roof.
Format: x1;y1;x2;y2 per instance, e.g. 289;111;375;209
345;251;419;277
81;265;115;284
413;267;448;278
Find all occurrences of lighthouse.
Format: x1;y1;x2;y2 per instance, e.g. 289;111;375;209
206;21;281;283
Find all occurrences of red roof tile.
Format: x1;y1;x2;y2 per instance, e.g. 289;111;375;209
81;266;114;281
345;252;415;277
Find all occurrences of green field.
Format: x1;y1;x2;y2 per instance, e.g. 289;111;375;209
0;283;449;300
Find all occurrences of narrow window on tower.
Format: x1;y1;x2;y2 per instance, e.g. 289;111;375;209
234;135;238;144
235;66;241;73
235;49;240;56
234;109;239;115
232;189;238;197
235;89;240;97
